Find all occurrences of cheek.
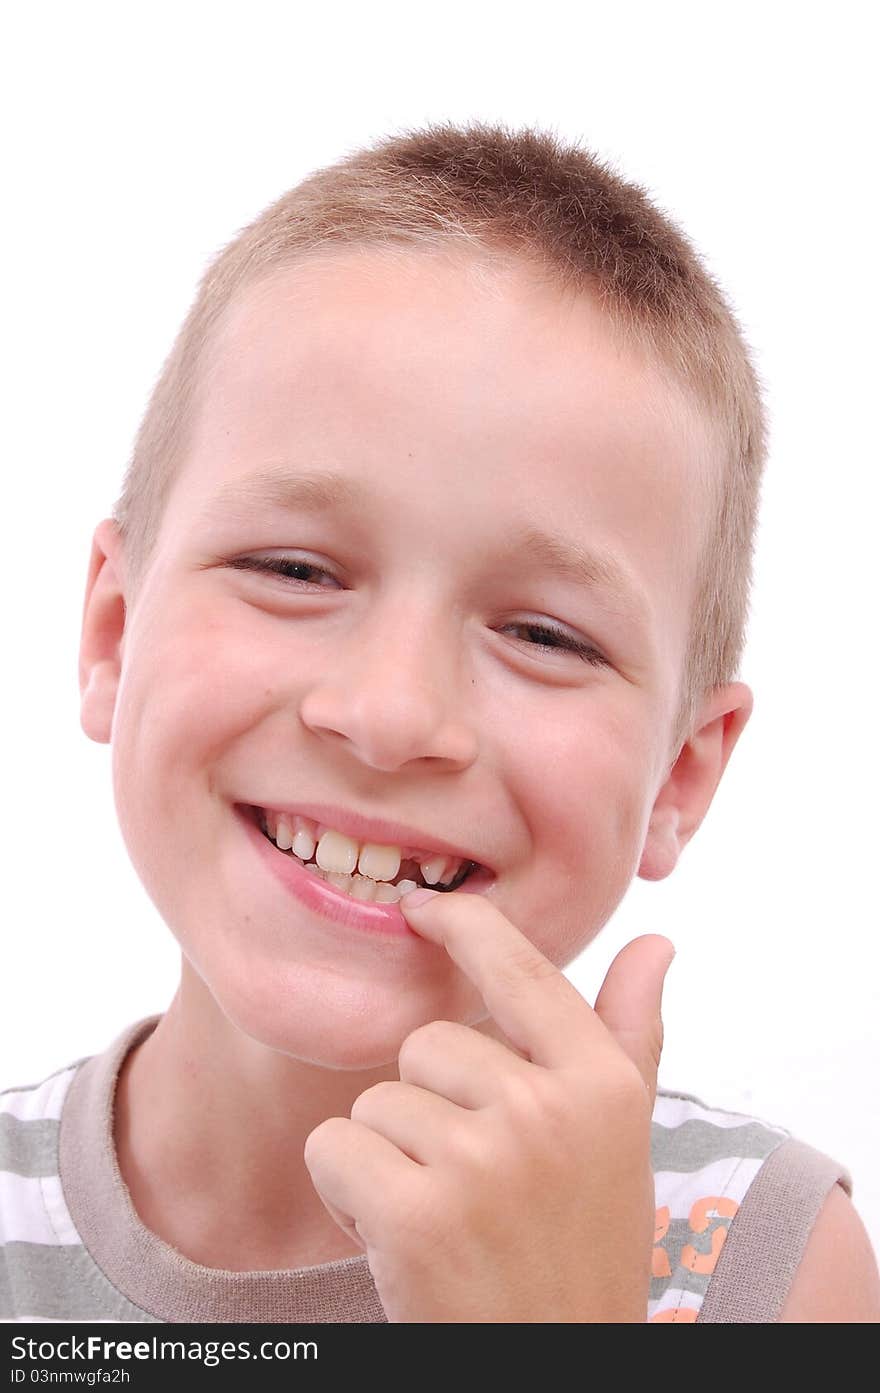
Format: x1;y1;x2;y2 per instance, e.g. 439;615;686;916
119;602;275;761
110;608;248;850
509;698;652;961
522;695;649;850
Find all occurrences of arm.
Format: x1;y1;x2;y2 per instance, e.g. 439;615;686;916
779;1185;880;1322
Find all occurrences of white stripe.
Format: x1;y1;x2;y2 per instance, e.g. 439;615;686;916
648;1288;703;1321
40;1173;83;1245
0;1067;78;1123
654;1154;765;1218
0;1171;82;1245
654;1093;787;1136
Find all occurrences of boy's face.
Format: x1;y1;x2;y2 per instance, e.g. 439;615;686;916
83;248;739;1069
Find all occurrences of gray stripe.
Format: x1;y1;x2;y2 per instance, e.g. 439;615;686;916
696;1138;852;1322
649;1216;730;1302
0;1243;160;1322
0;1115;60;1178
651;1119;784;1173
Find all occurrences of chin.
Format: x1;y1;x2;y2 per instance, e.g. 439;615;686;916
208;976;437;1072
183;921;485;1071
242;1015;409;1071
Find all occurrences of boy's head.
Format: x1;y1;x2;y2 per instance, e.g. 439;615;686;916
79;122;763;1068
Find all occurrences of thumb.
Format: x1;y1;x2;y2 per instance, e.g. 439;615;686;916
593;935;675;1107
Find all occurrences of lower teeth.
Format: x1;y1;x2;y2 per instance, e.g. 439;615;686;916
320;868;419;903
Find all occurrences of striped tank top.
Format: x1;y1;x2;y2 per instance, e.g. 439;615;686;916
0;1016;851;1323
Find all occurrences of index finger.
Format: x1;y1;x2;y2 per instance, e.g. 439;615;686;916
399;887;603;1069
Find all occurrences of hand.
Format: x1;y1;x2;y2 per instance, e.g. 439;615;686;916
303;889;674;1322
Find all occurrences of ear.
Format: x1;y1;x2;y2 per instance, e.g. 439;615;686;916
638;682;754;881
79;518;128;745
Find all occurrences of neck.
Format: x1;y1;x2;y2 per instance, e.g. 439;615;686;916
113;967;402;1271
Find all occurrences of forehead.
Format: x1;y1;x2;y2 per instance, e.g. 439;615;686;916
202;247;704;448
176;247;715;656
193;246;714;491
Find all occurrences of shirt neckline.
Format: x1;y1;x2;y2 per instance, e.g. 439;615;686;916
58;1015;386;1323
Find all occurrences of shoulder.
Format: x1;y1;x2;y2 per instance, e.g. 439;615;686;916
0;1056;87;1265
0;1055;88;1164
651;1087;793;1229
649;1088;877;1322
649;1088;792;1322
1;1053;90;1124
0;1026;162;1322
779;1183;880;1322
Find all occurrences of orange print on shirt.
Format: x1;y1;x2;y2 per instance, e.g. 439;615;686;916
680;1195;739;1275
652;1205;672;1277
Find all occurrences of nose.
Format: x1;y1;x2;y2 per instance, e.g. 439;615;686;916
298;599;479;774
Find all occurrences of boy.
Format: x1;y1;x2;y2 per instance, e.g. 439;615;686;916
2;121;878;1323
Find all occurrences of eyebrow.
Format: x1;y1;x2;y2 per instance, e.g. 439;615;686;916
204;467;365;519
203;467;649;628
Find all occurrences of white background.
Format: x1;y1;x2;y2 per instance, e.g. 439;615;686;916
2;2;878;1263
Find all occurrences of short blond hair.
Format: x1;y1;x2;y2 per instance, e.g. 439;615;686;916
112;120;767;762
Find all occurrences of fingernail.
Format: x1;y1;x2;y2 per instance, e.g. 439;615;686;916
400;887;440;909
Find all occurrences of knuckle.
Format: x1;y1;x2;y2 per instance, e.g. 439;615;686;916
302;1114;346;1164
398;1019;459;1073
498;1068;549;1122
496;944;558;993
654;1015;665;1065
603;1060;653;1125
535;1074;579;1133
499;1069;576;1139
349;1079;399;1123
444;1122;490;1174
646;1025;664;1081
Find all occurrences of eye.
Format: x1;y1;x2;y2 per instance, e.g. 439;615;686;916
229;558;608;668
229;555;341;588
502;621;609;668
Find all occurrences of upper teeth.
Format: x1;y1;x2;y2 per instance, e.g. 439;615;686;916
261;810;465;886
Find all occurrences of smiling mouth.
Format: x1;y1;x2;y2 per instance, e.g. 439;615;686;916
245;804;482;903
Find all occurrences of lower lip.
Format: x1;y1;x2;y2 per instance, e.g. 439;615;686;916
236;805;494;937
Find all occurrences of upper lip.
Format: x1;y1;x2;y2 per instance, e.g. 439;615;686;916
243;800;493;871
